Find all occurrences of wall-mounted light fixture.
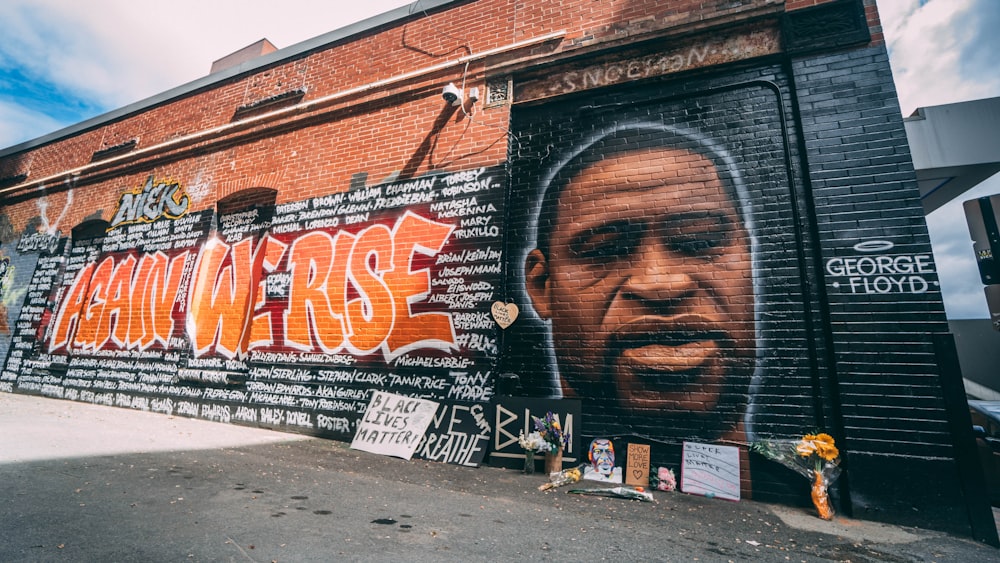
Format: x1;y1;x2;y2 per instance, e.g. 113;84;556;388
442;82;463;106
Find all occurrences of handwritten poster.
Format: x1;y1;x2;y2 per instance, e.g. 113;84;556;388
351;391;439;459
680;441;741;501
625;443;651;487
414;401;492;467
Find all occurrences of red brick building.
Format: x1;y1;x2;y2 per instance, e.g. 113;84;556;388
0;0;994;542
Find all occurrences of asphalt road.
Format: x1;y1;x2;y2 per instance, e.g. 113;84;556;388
1;392;997;562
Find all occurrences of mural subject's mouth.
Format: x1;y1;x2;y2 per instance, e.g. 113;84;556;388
609;315;725;389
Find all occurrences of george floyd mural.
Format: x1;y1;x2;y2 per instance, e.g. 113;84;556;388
0;77;821;486
0;75;955;495
503;77;823;485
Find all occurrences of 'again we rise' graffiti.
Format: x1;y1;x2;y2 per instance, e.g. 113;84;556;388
46;210;458;361
2;166;504;450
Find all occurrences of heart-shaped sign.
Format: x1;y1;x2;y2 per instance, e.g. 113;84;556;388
491;301;519;329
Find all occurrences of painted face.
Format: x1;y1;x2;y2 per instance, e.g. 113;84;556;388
589;438;615;476
526;147;755;437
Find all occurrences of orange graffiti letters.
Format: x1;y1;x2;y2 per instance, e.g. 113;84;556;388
188;238;265;358
49;252;189;353
48;211;457;362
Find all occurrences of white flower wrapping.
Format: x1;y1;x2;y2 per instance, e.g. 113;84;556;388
518;431;548;453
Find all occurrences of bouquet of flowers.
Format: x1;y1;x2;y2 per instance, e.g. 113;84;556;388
568;485;654;502
650;467;676;492
532;411;571;454
518;431;547;452
752;433;841;520
538;464;584;491
518;430;547;474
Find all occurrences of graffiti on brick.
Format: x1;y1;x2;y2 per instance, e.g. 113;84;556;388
516;25;780;102
2;166;505;460
825;240;938;294
15;231;61;254
110;175;190;228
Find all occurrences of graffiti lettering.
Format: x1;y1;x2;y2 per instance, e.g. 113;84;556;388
234;406;258;423
15;231;61;254
435;247;502;264
385;177;435;195
417;432;487;466
826;255;934;277
825;242;937;295
188;237;264;357
280;211;457;361
49;252;189;353
317;414;352;432
110;175;190;227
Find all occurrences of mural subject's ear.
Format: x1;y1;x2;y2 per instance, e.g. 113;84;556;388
524;248;552;320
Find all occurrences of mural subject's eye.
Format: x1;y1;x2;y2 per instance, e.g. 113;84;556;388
570;221;641;263
661;213;735;259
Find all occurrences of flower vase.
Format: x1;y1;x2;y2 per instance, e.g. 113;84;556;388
524;450;535;475
545;448;563;474
811;469;834;520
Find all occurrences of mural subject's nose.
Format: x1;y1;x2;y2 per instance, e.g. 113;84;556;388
622;241;697;304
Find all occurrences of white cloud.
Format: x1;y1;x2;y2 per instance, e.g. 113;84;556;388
0;0;416;145
879;0;999;115
0;101;64;150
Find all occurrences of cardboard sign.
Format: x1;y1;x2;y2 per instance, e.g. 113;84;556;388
414;401;491;467
490;397;581;469
351;391;438;460
625;443;651;487
680;442;741;501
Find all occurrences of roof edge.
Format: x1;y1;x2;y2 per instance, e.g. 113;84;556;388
0;0;460;159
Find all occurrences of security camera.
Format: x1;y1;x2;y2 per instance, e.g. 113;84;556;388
442;83;463;106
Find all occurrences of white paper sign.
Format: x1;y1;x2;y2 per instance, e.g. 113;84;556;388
351;391;439;459
680;441;741;501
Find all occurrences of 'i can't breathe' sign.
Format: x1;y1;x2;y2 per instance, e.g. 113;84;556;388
351;391;439;459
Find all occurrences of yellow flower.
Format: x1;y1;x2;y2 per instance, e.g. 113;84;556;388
814;433;835;445
815;441;839;461
796;440;816;457
797;433;839;462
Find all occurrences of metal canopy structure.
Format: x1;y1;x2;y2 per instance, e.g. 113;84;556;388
906;97;1000;214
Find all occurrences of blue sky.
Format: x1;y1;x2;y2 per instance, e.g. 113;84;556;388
1;0;999;318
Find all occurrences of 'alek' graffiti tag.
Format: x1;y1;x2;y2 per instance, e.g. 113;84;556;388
48;210;458;362
825;240;937;295
110;175;190;227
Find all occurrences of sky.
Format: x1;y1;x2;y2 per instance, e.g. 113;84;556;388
1;0;999;318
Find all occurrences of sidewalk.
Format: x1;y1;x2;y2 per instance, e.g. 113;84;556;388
0;390;306;464
1;392;996;562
